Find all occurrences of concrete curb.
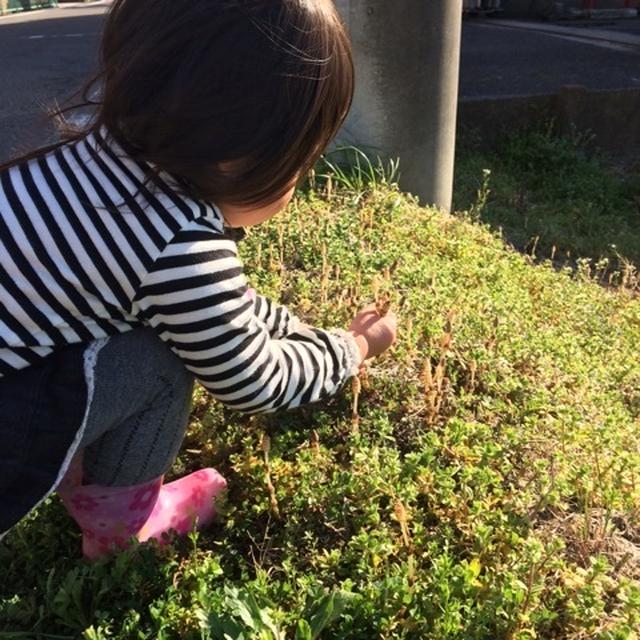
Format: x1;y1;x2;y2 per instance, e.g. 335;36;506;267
57;0;110;5
458;86;640;158
0;0;56;16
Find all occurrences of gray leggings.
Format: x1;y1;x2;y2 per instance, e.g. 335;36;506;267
79;328;194;487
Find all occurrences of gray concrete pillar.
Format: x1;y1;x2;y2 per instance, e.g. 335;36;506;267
335;0;462;211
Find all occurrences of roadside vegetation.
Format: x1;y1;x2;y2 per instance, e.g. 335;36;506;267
455;127;640;284
1;135;639;639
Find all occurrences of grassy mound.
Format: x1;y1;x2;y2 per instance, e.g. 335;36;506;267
1;174;640;639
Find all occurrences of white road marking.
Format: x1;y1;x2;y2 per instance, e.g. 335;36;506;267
541;32;639;54
21;32;99;40
492;19;640;47
472;22;640;54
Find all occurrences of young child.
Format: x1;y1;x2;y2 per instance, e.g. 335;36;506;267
0;0;397;559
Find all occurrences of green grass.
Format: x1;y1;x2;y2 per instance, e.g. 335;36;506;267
2;141;640;639
455;127;640;279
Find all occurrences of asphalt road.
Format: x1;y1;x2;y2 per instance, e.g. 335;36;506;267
462;18;640;98
0;2;108;163
1;4;640;163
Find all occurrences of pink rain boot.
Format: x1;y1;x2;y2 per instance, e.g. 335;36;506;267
58;466;227;560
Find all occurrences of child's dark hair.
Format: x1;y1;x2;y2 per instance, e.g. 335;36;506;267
3;0;354;207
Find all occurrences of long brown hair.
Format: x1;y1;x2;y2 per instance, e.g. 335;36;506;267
2;0;354;207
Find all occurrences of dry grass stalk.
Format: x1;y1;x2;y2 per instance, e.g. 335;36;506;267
530;235;540;258
360;367;371;391
320;242;329;305
268;245;278;272
374;261;400;317
261;433;280;520
310;430;320;458
376;292;391;317
538;509;640;580
485;316;500;353
354;271;362;302
351;375;362;433
277;223;285;269
421;313;454;425
467;359;478;393
394;498;412;550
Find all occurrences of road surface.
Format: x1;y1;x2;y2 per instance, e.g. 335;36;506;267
1;3;640;162
462;17;640;97
0;1;109;162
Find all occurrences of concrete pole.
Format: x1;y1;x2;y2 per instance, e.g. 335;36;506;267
335;1;462;211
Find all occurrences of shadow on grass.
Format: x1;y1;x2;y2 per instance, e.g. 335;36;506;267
454;129;640;278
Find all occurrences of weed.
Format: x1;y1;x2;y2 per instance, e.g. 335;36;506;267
2;155;640;638
455;129;640;279
312;146;400;202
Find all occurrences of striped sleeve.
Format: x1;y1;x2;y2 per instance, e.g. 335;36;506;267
131;220;361;414
252;293;301;339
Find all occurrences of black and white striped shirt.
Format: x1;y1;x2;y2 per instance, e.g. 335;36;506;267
0;129;359;413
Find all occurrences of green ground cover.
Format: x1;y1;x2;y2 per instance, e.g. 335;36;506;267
455;128;640;278
1;139;640;639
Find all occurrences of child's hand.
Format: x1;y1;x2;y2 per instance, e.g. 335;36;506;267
348;304;397;363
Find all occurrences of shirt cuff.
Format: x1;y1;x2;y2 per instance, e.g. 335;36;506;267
328;329;362;378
